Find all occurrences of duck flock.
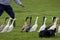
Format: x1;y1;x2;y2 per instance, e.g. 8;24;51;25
0;16;60;37
21;16;60;37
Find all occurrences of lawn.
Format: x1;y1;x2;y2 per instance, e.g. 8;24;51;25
0;0;60;40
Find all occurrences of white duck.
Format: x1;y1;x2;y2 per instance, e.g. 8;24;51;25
1;18;11;33
30;16;38;32
38;16;47;32
7;18;16;32
0;17;9;32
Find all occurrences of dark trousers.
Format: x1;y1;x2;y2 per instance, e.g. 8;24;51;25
0;4;15;27
0;4;15;19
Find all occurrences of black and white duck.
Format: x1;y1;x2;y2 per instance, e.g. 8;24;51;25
39;17;58;37
38;16;47;32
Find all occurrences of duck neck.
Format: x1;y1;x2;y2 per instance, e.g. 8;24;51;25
42;18;46;25
7;18;11;25
54;18;58;25
30;17;32;24
44;20;46;25
35;17;38;24
52;17;56;24
25;17;29;21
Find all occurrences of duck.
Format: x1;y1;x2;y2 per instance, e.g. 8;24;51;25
48;17;58;30
7;18;16;32
21;17;29;32
0;17;9;32
29;16;38;32
38;16;47;32
58;24;60;33
46;17;58;37
58;18;60;33
26;16;33;32
45;17;56;30
1;18;12;33
39;17;57;37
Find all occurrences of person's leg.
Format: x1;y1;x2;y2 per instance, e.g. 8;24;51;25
4;5;15;27
5;5;15;19
0;4;4;16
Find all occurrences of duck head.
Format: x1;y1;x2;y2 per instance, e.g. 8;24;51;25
52;16;56;23
42;16;47;24
25;17;29;21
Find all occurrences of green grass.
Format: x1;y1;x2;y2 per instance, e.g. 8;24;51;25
0;0;60;40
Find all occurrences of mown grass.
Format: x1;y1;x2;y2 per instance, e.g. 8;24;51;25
0;0;60;40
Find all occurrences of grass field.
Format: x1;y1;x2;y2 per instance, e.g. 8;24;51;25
0;0;60;40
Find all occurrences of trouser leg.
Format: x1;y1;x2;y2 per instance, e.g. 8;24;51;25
0;4;4;16
0;9;4;16
5;5;15;27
